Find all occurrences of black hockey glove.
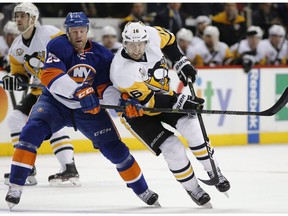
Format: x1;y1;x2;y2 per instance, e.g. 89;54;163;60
173;94;205;111
242;58;254;73
173;56;197;86
2;74;29;91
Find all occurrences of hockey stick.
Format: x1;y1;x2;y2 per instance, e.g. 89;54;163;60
0;80;44;88
8;91;16;109
187;77;219;186
101;86;288;116
1;81;287;116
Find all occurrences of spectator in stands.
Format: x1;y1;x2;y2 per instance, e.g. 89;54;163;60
153;3;185;35
194;15;211;39
0;21;20;72
230;26;265;72
176;28;204;62
252;3;282;39
176;28;193;56
1;3;17;29
258;24;287;65
119;3;147;32
189;26;233;67
99;26;122;55
277;3;288;32
81;3;97;17
212;3;247;47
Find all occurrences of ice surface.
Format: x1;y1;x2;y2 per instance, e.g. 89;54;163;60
1;144;288;214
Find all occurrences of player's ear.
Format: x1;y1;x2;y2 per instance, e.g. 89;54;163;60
30;15;36;25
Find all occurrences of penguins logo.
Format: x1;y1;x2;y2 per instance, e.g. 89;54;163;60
24;51;45;77
145;61;170;92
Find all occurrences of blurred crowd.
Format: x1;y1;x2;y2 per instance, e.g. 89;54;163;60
0;2;288;73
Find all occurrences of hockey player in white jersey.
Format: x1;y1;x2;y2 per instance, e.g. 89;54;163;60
1;2;80;186
100;25;122;55
188;26;233;67
230;25;265;72
110;21;230;207
0;21;20;71
258;24;287;65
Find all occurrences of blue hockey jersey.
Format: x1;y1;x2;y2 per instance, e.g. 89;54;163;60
41;34;116;109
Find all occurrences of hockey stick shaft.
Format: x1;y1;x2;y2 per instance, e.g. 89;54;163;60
0;80;44;88
101;86;288;116
187;77;219;186
2;81;287;116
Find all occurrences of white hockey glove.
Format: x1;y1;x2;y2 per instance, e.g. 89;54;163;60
2;74;29;91
173;94;205;110
173;56;197;86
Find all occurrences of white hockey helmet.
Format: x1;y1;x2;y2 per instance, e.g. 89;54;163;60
102;26;117;37
269;25;286;37
122;21;149;44
203;26;220;39
247;25;263;38
195;15;211;25
3;21;20;35
13;2;39;22
176;28;193;42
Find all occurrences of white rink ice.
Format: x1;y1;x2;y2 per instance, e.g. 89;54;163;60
1;144;288;215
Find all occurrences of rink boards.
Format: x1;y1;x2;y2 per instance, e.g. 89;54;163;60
0;66;288;156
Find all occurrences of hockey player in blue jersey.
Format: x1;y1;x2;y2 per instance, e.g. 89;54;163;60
5;11;159;209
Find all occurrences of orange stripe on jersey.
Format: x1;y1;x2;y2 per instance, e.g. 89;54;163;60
41;68;64;87
97;82;111;98
119;161;141;182
71;77;86;83
12;149;36;167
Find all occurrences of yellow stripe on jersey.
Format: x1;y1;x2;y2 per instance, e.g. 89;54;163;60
194;54;204;67
118;82;160;116
224;47;233;59
154;26;176;48
119;82;154;107
9;54;28;77
51;31;64;40
31;87;42;96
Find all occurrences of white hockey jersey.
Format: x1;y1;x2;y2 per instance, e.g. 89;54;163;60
0;36;9;59
188;41;233;66
9;25;63;94
230;39;264;64
110;26;175;114
257;39;288;65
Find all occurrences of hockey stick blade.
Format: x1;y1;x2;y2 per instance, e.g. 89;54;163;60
101;87;288;116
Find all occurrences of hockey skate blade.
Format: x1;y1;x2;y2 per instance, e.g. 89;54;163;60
49;178;81;187
7;202;16;210
202;201;213;209
223;192;229;198
153;200;161;207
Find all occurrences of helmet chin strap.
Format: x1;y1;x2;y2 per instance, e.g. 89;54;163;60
21;16;35;36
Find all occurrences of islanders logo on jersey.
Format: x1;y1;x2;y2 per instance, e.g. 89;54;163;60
24;51;45;78
145;60;170;92
67;64;96;85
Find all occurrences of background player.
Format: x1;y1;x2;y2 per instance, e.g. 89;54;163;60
2;2;80;186
5;11;159;209
110;21;230;208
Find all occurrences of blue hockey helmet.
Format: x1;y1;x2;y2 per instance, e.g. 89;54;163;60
64;12;89;32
